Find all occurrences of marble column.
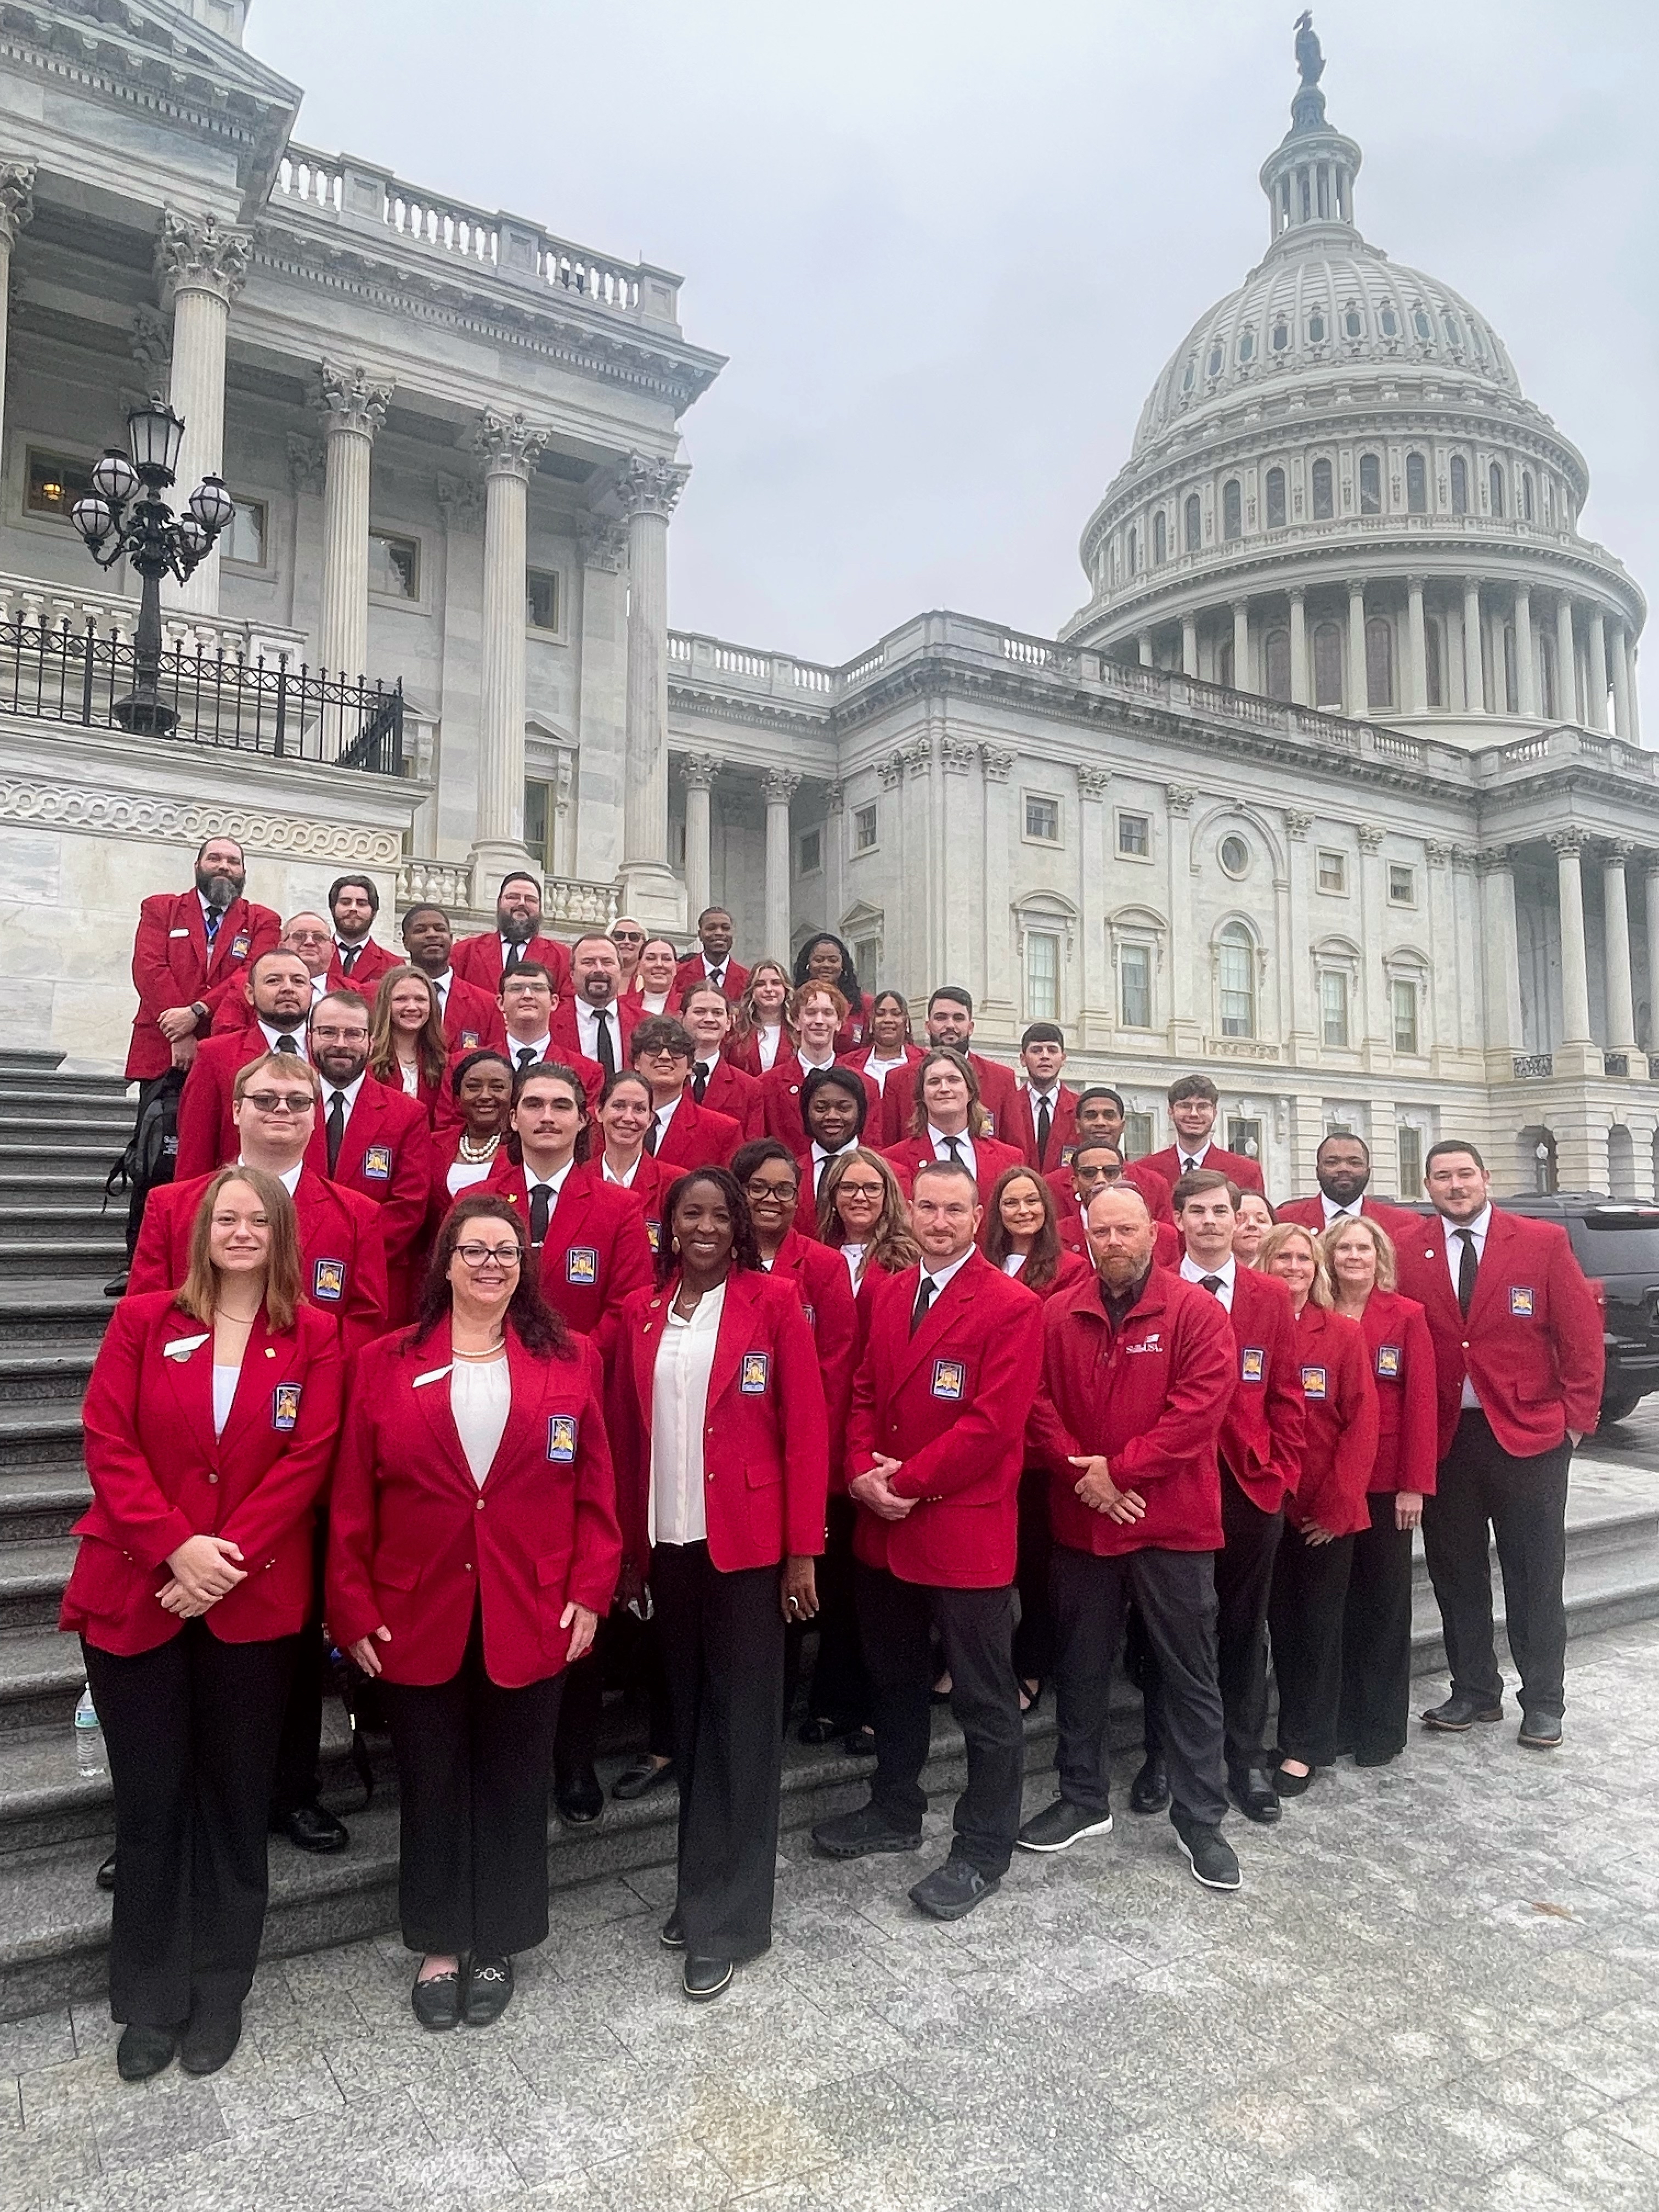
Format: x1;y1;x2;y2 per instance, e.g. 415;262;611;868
1586;609;1608;732
1462;579;1485;712
617;451;690;927
0;164;35;477
313;362;393;681
1646;862;1659;1057
679;753;720;922
763;770;799;961
1475;849;1523;1077
1181;613;1198;678
1551;829;1594;1047
1612;623;1635;741
1406;577;1427;713
1602;841;1639;1056
155;208;251;616
1288;586;1310;704
468;410;549;879
1077;767;1113;1046
1514;585;1537;717
1231;599;1250;691
1346;579;1367;714
1553;594;1578;724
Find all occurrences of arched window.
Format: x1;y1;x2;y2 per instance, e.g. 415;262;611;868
1272;318;1290;353
1359;453;1382;515
1406;453;1427;514
1470;324;1487;363
1311;458;1334;520
1266;467;1287;530
1442;310;1461;346
1182;354;1197;393
1308;310;1327;343
1450;454;1469;516
1222;479;1242;541
1343;305;1363;339
1313;620;1344;707
1217;637;1235;689
1365;615;1395;709
1218;924;1256;1038
1153;509;1167;565
1127;526;1138;575
1206;343;1223;377
1425;617;1444;709
1238;328;1255;363
1489;462;1506;518
1184;493;1203;552
1413;306;1432;341
1380;304;1400;338
1522;471;1536;522
1264;627;1293;701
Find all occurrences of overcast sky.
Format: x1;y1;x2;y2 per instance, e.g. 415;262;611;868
252;0;1656;719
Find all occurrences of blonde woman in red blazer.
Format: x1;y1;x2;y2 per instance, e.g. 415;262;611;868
63;1167;342;2083
1260;1223;1379;1797
326;1193;621;2033
611;1166;827;2002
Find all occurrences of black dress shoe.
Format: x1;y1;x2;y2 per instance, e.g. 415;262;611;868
611;1756;676;1802
1421;1692;1503;1732
555;1768;605;1824
411;1970;462;2030
95;1850;116;1893
116;2023;177;2080
102;1269;129;1300
1015;1798;1113;1854
179;2001;241;2075
1519;1711;1564;1750
659;1910;685;1950
463;1956;514;2025
1129;1755;1170;1815
844;1724;877;1758
797;1717;842;1745
1228;1767;1282;1824
683;1955;733;2001
910;1856;1000;1920
273;1803;349;1853
811;1802;923;1859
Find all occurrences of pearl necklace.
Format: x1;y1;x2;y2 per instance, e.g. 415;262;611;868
457;1131;501;1164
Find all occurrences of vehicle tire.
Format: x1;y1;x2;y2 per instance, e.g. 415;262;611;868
1598;1389;1643;1429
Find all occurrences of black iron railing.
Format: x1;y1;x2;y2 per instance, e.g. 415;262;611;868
0;614;404;775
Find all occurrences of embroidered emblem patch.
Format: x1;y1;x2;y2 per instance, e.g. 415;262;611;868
1240;1346;1265;1383
1376;1343;1403;1379
740;1352;770;1395
362;1143;392;1181
229;929;250;960
1301;1364;1328;1400
312;1257;345;1302
566;1246;599;1285
645;1218;662;1254
930;1358;966;1400
1510;1286;1535;1317
272;1383;302;1431
547;1414;578;1463
459;1030;480;1049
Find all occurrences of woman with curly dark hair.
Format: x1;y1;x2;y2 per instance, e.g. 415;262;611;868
792;932;873;1053
610;1167;827;2003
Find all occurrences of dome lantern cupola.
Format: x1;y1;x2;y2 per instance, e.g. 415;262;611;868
1259;15;1362;249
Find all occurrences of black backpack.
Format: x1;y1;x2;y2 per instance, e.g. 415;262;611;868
103;1068;185;1259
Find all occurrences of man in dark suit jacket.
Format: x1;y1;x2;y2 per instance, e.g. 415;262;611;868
674;906;749;1004
125;836;280;1082
1395;1141;1604;1750
1276;1132;1417;1241
1142;1074;1266;1197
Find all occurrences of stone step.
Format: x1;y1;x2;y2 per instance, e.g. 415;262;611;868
0;1052;129;1099
0;1116;129;1152
0;1139;131;1166
0;1405;87;1472
0;1349;97;1404
0;1541;76;1630
0;1284;118;1347
0;1083;132;1113
0;1172;120;1207
0;1624;86;1736
0;1465;92;1543
0;1238;126;1280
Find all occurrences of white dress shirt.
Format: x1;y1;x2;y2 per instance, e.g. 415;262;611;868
398;1059;421;1097
506;1030;552;1069
915;1248;973;1308
334;936;373;974
241;1158;303;1197
574;1000;625;1069
1181;1251;1238;1313
1002;1251;1028;1278
1175;1138;1214;1175
650;1281;726;1545
651;1095;682;1150
1319;1192;1367;1225
211;1363;241;1437
430;967;456;1017
1443;1203;1492;1408
523;1155;577;1218
927;1124;977;1177
755;1024;783;1074
601;1153;643;1188
257;1018;308;1060
810;1140;857;1198
699;954;729;990
798;1053;837;1079
866;1051;908;1082
839;1242;867;1289
452;1355;510;1488
322;1070;365;1135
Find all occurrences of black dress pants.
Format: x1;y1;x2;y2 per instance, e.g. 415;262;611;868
1050;1543;1228;1828
1012;1469;1056;1685
1138;1469;1282;1775
377;1605;564;1957
270;1513;328;1819
805;1494;871;1728
1267;1528;1356;1766
1340;1493;1416;1760
83;1621;297;2027
853;1563;1024;1877
653;1543;785;1963
552;1605;673;1778
1423;1412;1571;1717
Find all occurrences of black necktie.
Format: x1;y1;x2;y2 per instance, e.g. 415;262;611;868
1036;1096;1052;1163
275;1034;300;1054
1182;1155;1198;1175
529;1182;553;1245
515;1046;536;1070
326;1090;346;1173
1455;1227;1479;1317
692;1062;710;1105
910;1275;935;1335
944;1134;964;1166
594;1014;617;1080
204;908;221;946
340;944;359;976
1199;1274;1223;1296
709;965;724;990
503;943;523;977
643;1114;659;1156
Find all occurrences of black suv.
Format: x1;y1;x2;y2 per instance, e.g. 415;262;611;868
1494;1193;1659;1427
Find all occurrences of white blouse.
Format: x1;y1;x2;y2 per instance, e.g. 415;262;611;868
1002;1251;1028;1277
640;990;669;1016
755;1024;783;1073
447;1155;495;1198
650;1282;725;1547
452;1355;510;1488
211;1363;241;1437
839;1243;867;1290
398;1059;421;1097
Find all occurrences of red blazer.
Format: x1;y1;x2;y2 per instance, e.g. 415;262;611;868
305;1080;432;1299
690;1058;764;1141
611;1268;828;1572
878;1049;1018;1148
761;1054;882;1160
1046;1160;1175;1227
434;974;501;1054
369;1059;445;1131
651;1094;742;1172
839;1044;925;1130
1006;1084;1080;1175
1205;1265;1305;1514
1394;1209;1604;1460
1142;1141;1266;1198
834;991;876;1056
450;931;572;998
881;1133;1026;1216
433;1043;604;1140
1353;1290;1438;1496
126;890;280;1081
62;1293;342;1656
324;939;399;998
481;1158;653;1361
1002;1249;1094;1304
766;1227;860;1469
1058;1211;1182;1272
1029;1268;1236;1556
129;1168;388;1355
724;1027;793;1079
594;1155;672;1262
175;1029;303;1179
547;995;643;1066
1286;1304;1378;1538
848;1254;1043;1588
325;1322;621;1689
674;953;750;1006
1276;1194;1420;1245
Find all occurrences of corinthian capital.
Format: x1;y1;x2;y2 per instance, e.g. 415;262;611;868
471;409;550;480
0;160;36;251
312;361;394;438
156;207;251;306
616;450;690;522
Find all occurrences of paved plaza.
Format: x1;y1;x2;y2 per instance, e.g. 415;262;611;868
2;1621;1656;2212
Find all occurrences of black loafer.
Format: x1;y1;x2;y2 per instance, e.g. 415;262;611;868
844;1724;878;1758
116;2023;177;2080
1421;1693;1503;1732
910;1856;1000;1921
179;2001;241;2076
273;1803;349;1854
462;1956;514;2026
95;1850;116;1893
1129;1755;1170;1815
659;1910;685;1950
611;1756;676;1802
102;1270;129;1300
411;1970;462;2031
797;1717;841;1745
555;1768;605;1824
1272;1761;1314;1798
1228;1767;1282;1824
1519;1711;1564;1751
811;1803;923;1859
683;1955;733;2001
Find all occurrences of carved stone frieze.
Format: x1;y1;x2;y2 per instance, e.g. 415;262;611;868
0;779;402;865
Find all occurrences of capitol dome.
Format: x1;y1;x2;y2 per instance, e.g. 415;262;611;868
1062;19;1644;749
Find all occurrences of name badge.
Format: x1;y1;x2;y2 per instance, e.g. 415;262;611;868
1060;1146;1074;1165
546;1414;578;1464
645;1217;662;1255
229;929;250;961
163;1331;210;1361
459;1030;481;1049
566;1246;599;1285
1510;1286;1535;1317
740;1352;770;1395
1240;1346;1265;1384
312;1257;346;1303
1301;1364;1328;1401
1376;1343;1402;1379
168;927;191;939
930;1357;966;1401
362;1143;393;1182
272;1383;302;1431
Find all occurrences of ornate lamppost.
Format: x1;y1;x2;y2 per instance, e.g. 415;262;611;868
68;395;235;734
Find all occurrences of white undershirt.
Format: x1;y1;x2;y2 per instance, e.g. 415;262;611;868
601;1154;642;1188
755;1024;783;1073
866;1051;907;1080
1181;1251;1238;1313
1002;1251;1028;1277
447;1156;493;1198
452;1355;510;1488
1443;1203;1492;1409
640;991;669;1016
650;1281;725;1546
398;1059;421;1097
211;1363;240;1437
840;1242;867;1289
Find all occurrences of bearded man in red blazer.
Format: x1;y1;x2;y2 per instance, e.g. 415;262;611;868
304;990;433;1325
811;1158;1045;1922
1141;1074;1266;1198
1395;1141;1602;1752
174;949;316;1180
126;836;280;1083
320;874;398;998
449;870;573;998
1275;1131;1417;1241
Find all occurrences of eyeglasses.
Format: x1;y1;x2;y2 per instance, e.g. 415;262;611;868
240;1091;317;1114
611;930;646;945
837;1180;885;1199
744;1179;799;1201
454;1242;523;1267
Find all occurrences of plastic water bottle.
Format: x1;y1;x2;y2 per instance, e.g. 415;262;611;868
74;1684;105;1778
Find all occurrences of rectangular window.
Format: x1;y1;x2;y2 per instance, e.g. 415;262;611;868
1117;810;1150;857
24;448;93;520
1397;1122;1424;1194
853;802;878;853
526;568;560;630
523;779;554;875
1119;944;1153;1029
853;936;879;992
1025;930;1059;1020
1024;794;1060;843
368;531;420;600
1320;970;1350;1048
1392;978;1420;1054
222;496;267;569
1316;848;1346;895
1125;1109;1154;1161
795;827;821;877
1387;862;1415;905
1227;1117;1263;1166
1218;938;1255;1037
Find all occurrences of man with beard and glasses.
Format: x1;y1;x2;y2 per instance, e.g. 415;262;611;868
305;990;432;1324
1275;1132;1418;1240
174;950;316;1178
449;871;573;998
125;837;279;1090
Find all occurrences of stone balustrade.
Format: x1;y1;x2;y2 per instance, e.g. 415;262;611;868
0;570;308;667
395;859;619;930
